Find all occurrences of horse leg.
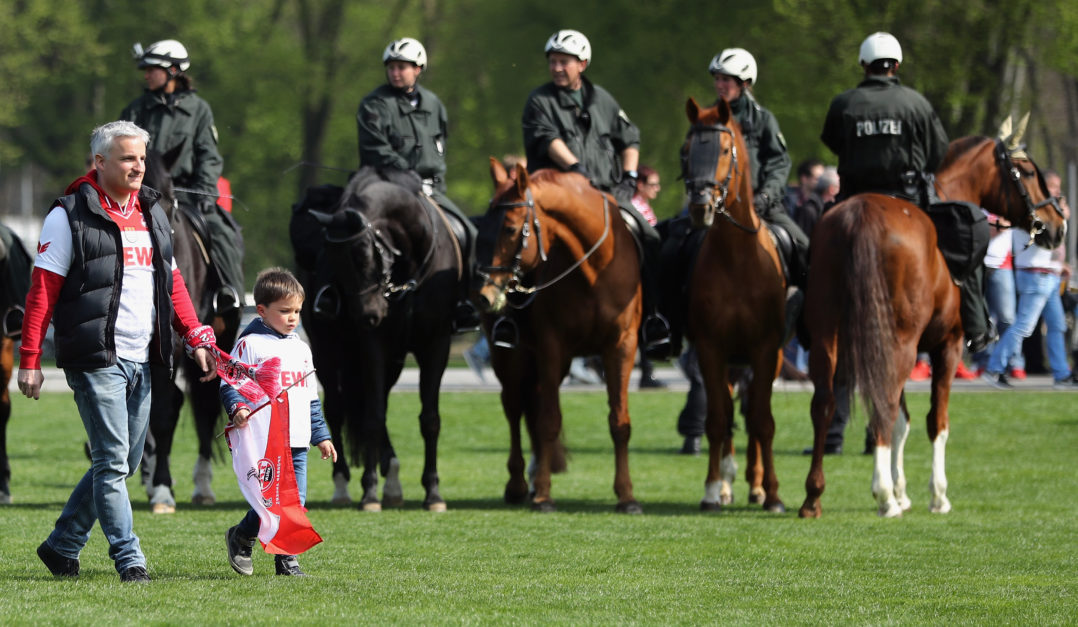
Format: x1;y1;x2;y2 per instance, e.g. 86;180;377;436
378;358;404;508
747;350;784;513
740;373;765;505
319;371;351;504
529;359;564;512
799;336;838;518
189;375;222;505
415;340;450;512
889;393;913;512
147;367;183;513
926;338;960;513
870;385;906;518
699;346;733;511
602;336;640;514
500;358;529;503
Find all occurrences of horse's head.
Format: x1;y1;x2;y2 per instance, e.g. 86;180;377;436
991;114;1067;249
681;97;749;229
476;158;547;313
143;146;180;215
315;191;402;328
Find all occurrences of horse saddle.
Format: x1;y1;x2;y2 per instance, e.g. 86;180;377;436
766;222;794;285
619;208;646;268
177;201;211;261
925;200;989;283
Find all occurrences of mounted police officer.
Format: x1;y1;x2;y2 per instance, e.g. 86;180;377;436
357;37;480;331
521;29;670;355
709;48;808;293
121;39;245;315
822;32;992;353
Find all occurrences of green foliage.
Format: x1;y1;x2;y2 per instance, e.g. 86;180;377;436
1;0;1076;283
2;387;1077;623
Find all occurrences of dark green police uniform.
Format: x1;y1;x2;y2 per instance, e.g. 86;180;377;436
821;74;989;348
822;75;949;197
522;76;656;241
121;88;245;310
357;83;474;240
727;92;807;283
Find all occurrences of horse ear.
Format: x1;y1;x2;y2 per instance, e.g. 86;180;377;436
515;164;530;198
1012;112;1031;146
715;98;732;125
490;156;508;187
997;114;1013;142
686;97;700;123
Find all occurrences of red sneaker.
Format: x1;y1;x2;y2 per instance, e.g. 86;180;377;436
909;360;932;381
954;362;977;380
1009;368;1027;380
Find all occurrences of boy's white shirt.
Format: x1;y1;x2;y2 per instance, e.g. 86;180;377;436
232;322;317;448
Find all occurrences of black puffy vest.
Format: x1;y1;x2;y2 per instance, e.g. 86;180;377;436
53;183;175;369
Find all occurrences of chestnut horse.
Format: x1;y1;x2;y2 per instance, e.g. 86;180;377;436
799;123;1067;518
682;97;787;512
476;159;642;513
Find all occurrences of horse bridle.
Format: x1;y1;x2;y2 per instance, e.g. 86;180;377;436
684;122;755;233
993;139;1064;244
325;207;436;300
477;186;611;302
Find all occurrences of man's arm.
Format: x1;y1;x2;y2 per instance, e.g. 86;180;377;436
170;269;217;381
357;97;409;170
17;267;63;400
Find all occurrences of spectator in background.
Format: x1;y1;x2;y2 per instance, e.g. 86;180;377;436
972;209;1025;378
784;158;823;221
632;165;666;389
982;170;1076;389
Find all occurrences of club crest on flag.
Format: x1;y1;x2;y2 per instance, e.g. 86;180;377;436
256;459;275;492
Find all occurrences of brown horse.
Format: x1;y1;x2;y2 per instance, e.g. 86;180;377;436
682;97;787;512
476;159;642;513
800;121;1067;518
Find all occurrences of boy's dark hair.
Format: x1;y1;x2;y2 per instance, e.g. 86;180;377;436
253;267;305;306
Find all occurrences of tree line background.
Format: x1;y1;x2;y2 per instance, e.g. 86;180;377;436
3;0;1077;283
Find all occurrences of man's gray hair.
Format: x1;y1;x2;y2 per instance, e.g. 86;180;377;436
90;121;150;158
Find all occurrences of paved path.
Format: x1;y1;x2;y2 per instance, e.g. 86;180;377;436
20;366;1063;394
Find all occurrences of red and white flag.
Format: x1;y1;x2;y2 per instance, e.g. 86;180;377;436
225;393;322;555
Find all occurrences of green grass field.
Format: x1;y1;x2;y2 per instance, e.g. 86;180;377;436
1;387;1075;625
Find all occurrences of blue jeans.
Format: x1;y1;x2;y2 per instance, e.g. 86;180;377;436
975;267;1024;370
988;270;1071;380
46;359;151;572
237;447;308;539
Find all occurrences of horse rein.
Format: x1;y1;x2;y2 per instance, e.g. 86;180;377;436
684;123;756;233
478;185;611;299
993;139;1065;246
324;205;437;300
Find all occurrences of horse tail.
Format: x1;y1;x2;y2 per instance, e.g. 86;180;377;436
837;199;897;421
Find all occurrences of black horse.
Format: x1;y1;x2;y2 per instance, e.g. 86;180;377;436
291;167;465;511
141;148;241;513
0;221;31;504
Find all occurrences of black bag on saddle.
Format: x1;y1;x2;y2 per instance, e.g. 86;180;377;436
924;201;990;283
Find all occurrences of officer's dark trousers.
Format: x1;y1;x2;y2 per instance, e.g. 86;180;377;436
617;200;663;319
758;202;809;287
429;190;477;299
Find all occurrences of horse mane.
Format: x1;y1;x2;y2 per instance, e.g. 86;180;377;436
938;135;990;172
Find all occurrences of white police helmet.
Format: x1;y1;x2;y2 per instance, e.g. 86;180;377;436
134;40;190;72
544;29;592;65
708;48;757;85
859;32;903;65
383;38;427;69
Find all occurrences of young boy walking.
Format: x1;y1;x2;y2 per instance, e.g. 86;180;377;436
222;267;336;576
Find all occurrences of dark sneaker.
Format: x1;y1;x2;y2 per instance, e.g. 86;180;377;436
1052;376;1078;390
37;541;79;577
801;443;843;456
274;554;307;576
226;525;255;576
981;371;1013;390
638;374;667;389
120;565;151;583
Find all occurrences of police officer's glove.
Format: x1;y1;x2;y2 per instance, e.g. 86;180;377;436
753;192;773;217
199;197;219;215
567;162;590;181
618;170;639;200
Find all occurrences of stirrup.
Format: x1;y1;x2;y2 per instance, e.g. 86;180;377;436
312;285;341;320
642;313;671;360
2;305;23;339
491;316;519;349
213;286;241;316
452;300;481;334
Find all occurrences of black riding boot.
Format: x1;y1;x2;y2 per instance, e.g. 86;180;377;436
959;265;995;353
640;237;672;360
